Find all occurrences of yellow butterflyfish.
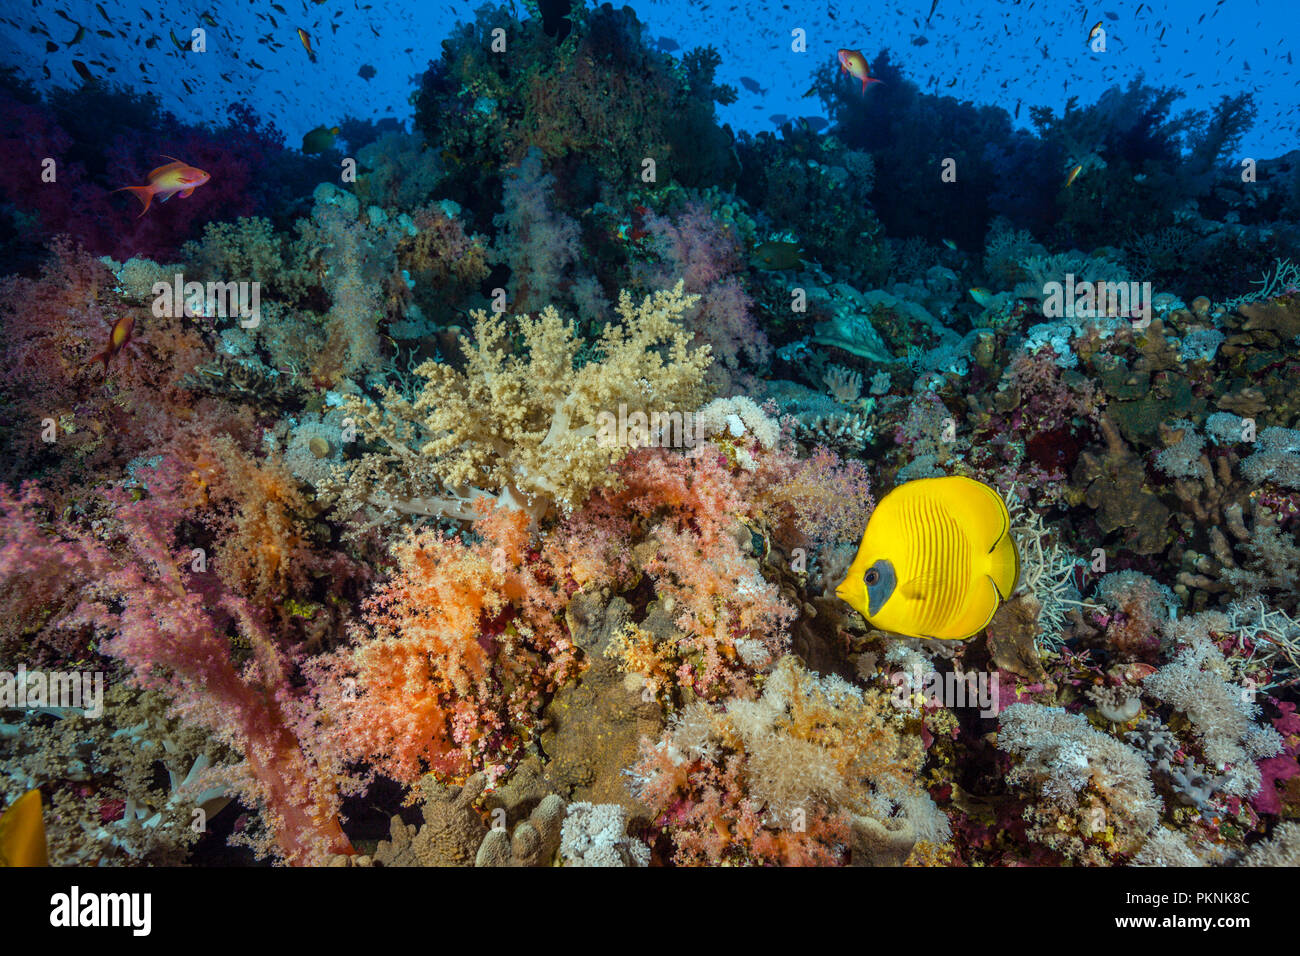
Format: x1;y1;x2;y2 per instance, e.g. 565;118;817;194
836;476;1019;640
0;789;49;867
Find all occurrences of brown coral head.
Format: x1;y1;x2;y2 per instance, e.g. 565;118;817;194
309;436;331;459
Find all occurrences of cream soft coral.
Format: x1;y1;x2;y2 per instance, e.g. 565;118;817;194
325;282;712;521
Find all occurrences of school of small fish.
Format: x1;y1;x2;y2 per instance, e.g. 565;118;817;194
1;0;1291;148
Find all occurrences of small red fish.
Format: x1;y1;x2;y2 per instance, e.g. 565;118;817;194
113;157;210;217
837;49;883;94
87;313;135;375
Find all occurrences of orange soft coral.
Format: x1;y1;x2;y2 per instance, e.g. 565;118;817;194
563;438;870;700
316;501;578;784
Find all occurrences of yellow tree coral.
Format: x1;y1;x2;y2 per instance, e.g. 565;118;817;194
329;282;712;520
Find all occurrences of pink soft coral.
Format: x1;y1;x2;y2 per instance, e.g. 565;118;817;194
491;148;580;312
0;481;355;864
563;443;824;699
642;203;770;370
1252;701;1300;816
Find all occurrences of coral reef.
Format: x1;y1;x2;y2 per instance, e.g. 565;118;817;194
0;0;1296;876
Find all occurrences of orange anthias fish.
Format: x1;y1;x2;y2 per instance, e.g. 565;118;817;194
297;27;316;62
88;313;135;375
0;789;49;867
114;157;210;217
837;49;883;94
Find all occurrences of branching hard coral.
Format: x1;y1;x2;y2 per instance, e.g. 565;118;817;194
312;501;578;785
1224;596;1300;688
1015;251;1131;313
1007;495;1099;650
1218;517;1300;609
1224;258;1300;309
1073;413;1171;555
1173;479;1300;615
633;655;938;866
324;282;712;521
